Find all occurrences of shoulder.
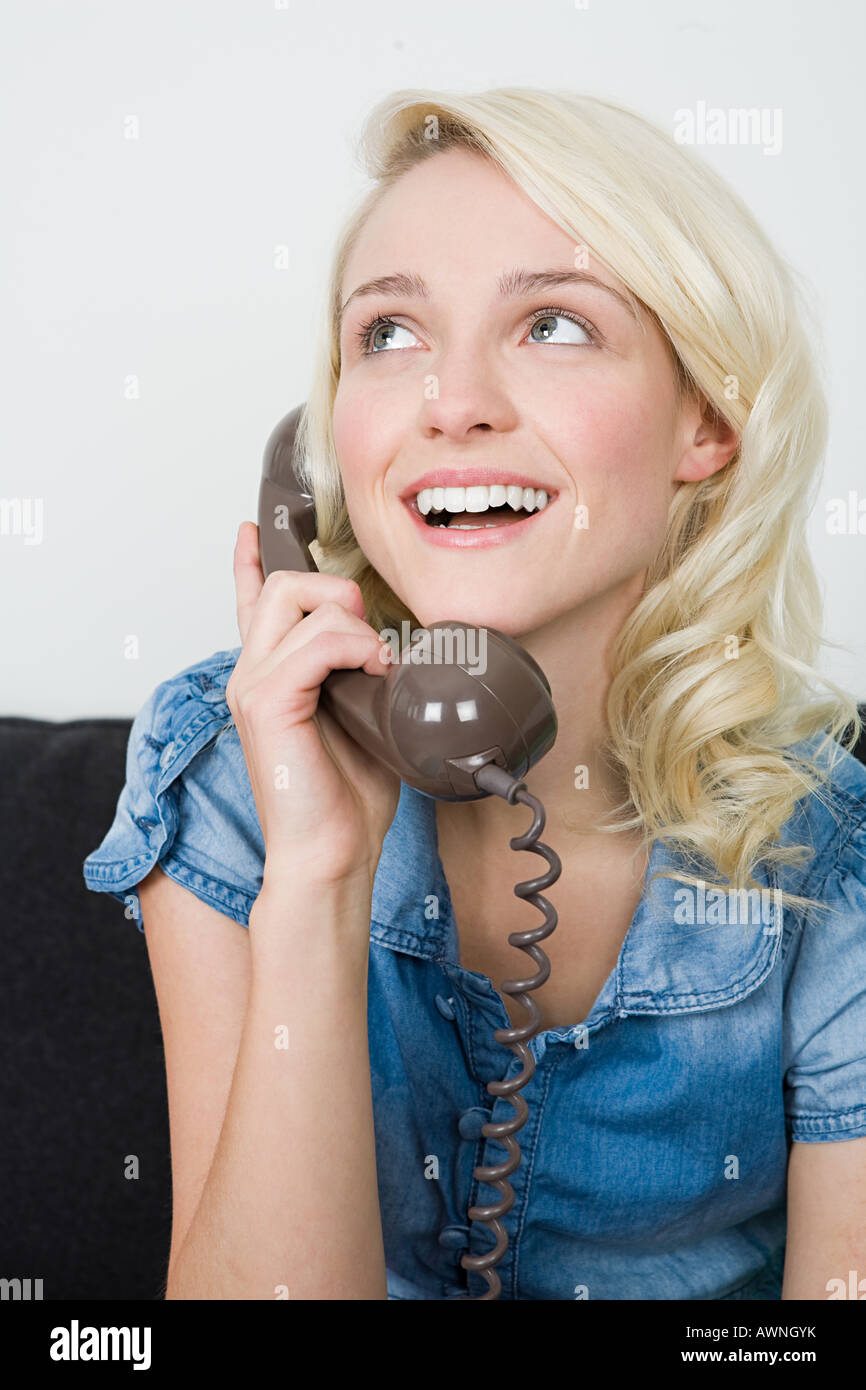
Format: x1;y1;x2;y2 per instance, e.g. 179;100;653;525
778;734;866;1142
82;646;264;930
776;733;866;903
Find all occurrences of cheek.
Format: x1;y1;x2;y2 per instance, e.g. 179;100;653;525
331;385;406;492
331;387;374;482
549;385;675;586
330;389;400;562
557;382;674;521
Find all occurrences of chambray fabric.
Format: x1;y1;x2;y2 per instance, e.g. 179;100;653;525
82;646;866;1301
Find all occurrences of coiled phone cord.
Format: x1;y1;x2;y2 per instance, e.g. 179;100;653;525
456;761;562;1300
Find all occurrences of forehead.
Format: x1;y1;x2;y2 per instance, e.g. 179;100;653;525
340;146;623;301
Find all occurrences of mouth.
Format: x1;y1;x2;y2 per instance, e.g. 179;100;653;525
402;485;559;550
415;482;553;529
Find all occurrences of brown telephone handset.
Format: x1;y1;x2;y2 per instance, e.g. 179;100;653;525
257;404;563;1299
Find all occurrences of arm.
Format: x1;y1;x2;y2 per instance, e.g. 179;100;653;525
142;862;386;1301
138;863;252;1291
781;1135;866;1299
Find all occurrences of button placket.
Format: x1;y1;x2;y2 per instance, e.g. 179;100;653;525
460;1052;530;1297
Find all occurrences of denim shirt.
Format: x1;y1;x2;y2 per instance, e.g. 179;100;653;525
82;646;866;1301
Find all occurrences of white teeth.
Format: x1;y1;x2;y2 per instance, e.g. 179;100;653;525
464;486;489;513
413;482;554;517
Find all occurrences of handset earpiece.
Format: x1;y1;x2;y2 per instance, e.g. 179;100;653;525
259;405;318;576
258;405;558;801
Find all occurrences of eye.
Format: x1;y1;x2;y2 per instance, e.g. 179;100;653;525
524;308;596;346
353;304;599;356
355;316;421;354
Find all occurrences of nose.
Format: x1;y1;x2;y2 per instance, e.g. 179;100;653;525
416;337;518;442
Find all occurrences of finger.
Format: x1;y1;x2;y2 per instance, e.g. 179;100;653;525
233;522;265;646
286;629;392;690
258;630;391;721
278;600;381;660
242;568;367;666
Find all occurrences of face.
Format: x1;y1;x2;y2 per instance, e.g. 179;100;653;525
333;146;722;636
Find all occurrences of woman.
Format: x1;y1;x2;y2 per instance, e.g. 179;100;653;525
83;87;866;1301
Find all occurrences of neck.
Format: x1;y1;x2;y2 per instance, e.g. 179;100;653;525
442;572;647;849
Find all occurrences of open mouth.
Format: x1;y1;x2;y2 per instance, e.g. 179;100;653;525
411;484;554;531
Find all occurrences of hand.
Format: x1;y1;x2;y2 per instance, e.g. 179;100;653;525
226;522;401;892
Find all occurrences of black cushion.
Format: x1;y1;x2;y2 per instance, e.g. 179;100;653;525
1;706;864;1299
0;717;170;1300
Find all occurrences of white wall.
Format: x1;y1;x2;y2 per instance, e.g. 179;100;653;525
3;0;864;718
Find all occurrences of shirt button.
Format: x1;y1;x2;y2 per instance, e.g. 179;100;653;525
457;1107;490;1140
434;994;456;1020
437;1224;471;1251
617;1008;627;1019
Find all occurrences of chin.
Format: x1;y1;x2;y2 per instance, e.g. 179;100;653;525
405;599;543;636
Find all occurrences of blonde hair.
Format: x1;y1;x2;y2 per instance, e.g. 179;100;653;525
293;87;861;917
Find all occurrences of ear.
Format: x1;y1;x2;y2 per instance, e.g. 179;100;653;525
673;393;739;484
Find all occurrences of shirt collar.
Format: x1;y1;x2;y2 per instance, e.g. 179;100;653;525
371;781;782;1014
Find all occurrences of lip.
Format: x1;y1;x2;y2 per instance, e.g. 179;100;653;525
401;491;559;549
398;467;558;500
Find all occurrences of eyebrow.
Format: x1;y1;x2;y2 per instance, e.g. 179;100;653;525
339;266;642;326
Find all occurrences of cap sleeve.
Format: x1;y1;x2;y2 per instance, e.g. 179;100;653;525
783;804;866;1141
82;646;264;932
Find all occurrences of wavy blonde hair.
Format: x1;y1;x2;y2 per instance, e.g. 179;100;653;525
291;87;861;917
